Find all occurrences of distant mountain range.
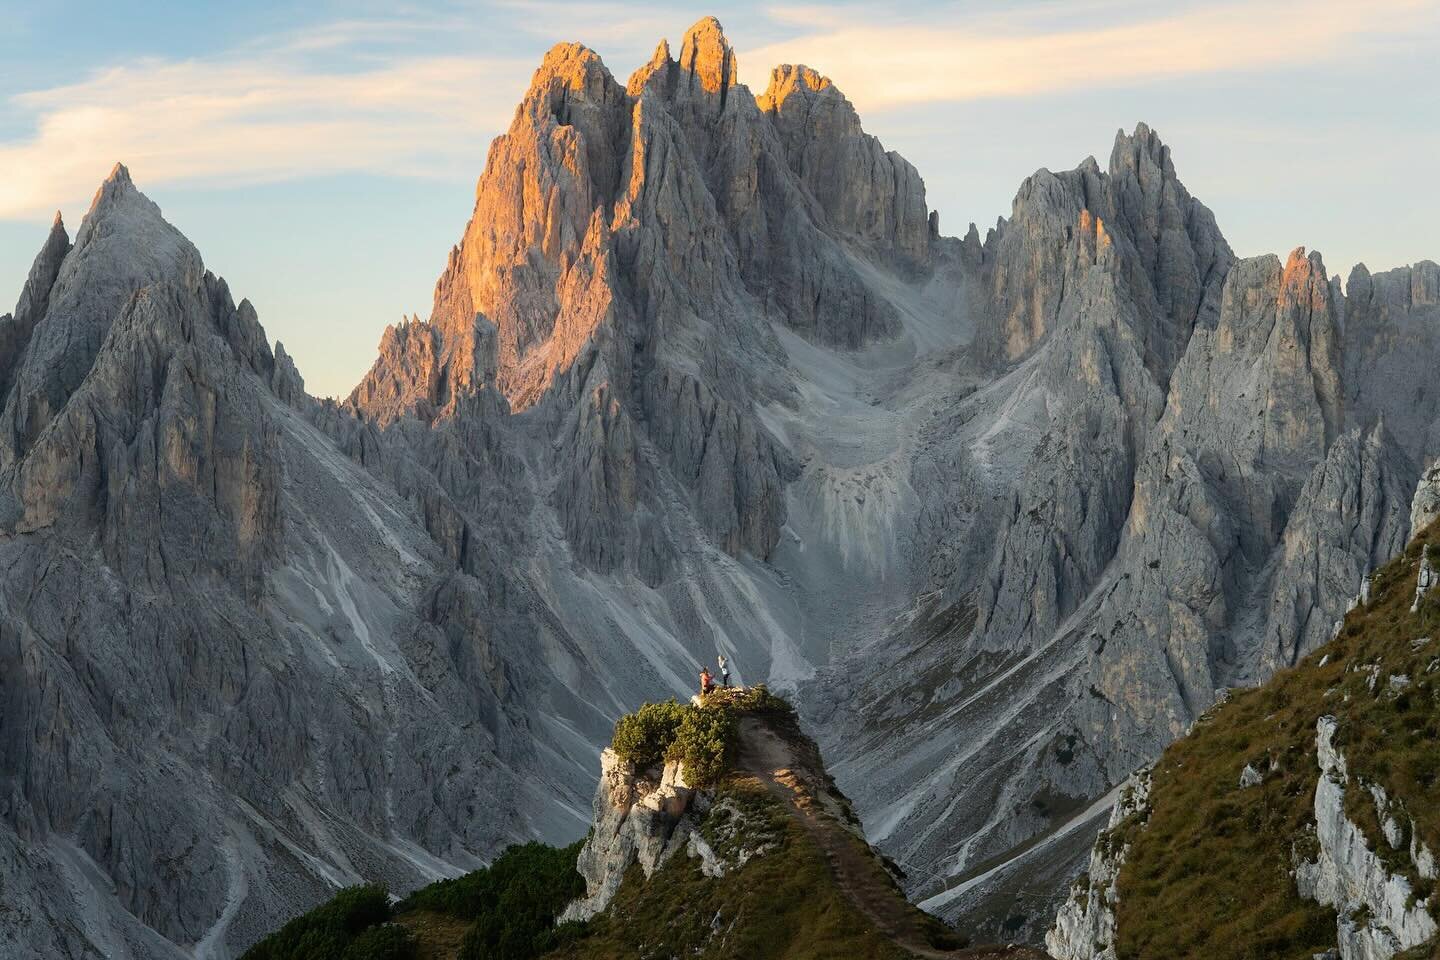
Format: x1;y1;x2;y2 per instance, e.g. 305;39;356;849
1;15;1437;958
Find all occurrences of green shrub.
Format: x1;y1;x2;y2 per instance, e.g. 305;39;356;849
397;841;584;960
612;699;688;769
341;923;416;960
729;684;794;717
668;706;737;787
241;884;395;960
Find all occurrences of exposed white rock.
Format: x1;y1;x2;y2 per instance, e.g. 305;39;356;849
1294;718;1437;960
1240;764;1265;789
1413;545;1436;612
1412;828;1438;882
559;746;786;923
1413;462;1440;534
1046;769;1152;960
561;750;697;922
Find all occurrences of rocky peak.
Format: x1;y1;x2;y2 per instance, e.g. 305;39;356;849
0;165;202;463
1107;122;1233;378
77;162;157;241
1415;260;1440;306
11;211;69;323
756;62;929;267
757;63;835;112
529;42;621;120
0;213;71;412
1340;258;1440;465
678;16;736;100
1108;122;1176;185
626;38;675;95
1276;246;1344;451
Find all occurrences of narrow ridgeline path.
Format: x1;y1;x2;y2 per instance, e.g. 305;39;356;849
734;716;1050;960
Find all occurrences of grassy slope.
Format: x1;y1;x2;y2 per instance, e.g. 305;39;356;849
1112;522;1440;959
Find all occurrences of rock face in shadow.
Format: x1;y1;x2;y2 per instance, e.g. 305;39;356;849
2;15;1437;957
1343;260;1440;465
810;129;1423;942
0;167;592;959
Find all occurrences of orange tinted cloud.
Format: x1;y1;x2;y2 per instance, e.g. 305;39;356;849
745;0;1435;109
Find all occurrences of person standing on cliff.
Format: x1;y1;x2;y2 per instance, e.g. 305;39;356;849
699;667;715;697
717;654;731;688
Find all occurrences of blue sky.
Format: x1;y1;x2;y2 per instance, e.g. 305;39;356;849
2;0;1438;398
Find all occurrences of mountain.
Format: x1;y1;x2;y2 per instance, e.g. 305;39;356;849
2;14;1439;957
1047;518;1440;960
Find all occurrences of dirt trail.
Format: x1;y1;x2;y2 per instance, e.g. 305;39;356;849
734;717;1048;960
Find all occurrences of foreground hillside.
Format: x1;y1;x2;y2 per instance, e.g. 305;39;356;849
244;690;1042;960
1049;521;1440;960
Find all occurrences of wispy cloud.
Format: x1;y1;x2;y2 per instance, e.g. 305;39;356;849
744;0;1437;108
0;45;529;220
492;0;701;47
3;0;1435;222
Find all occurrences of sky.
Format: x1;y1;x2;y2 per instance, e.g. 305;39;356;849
1;0;1437;399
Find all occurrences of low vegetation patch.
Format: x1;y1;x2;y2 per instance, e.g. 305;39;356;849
612;700;688;769
399;841;585;960
610;685;795;788
240;884;414;960
699;782;790;867
245;842;587;960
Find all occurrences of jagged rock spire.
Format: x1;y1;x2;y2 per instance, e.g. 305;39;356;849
1;163;202;461
0;212;71;412
678;16;735;97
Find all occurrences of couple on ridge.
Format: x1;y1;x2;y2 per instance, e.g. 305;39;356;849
699;654;732;697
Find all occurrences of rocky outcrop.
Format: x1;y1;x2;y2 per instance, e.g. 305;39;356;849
1295;718;1437;960
1046;770;1152;960
1413;545;1437;612
560;749;707;922
1412;462;1440;534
